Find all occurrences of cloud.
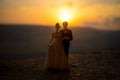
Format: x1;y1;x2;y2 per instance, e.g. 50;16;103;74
76;0;120;10
66;1;73;7
82;0;120;5
112;17;120;30
99;17;120;30
113;17;120;25
82;17;120;30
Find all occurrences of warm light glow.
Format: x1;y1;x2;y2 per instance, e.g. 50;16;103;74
59;9;72;22
1;0;120;29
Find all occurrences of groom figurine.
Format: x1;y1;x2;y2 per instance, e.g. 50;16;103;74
60;21;73;58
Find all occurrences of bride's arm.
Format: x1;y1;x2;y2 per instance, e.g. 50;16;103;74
49;33;54;46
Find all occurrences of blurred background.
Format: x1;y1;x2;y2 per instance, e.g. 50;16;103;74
0;0;120;59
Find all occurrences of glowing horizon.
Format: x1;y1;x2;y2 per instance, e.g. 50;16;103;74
0;0;120;29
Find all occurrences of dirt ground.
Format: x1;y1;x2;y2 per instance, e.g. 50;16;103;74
0;51;120;80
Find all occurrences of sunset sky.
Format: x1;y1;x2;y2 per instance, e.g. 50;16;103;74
0;0;120;30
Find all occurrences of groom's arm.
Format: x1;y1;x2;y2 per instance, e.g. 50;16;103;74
69;30;73;41
60;30;73;41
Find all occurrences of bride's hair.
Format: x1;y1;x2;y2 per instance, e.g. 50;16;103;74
55;23;60;29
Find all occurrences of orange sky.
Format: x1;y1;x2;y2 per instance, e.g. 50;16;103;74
0;0;120;30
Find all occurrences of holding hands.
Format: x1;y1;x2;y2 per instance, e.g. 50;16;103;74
63;37;70;40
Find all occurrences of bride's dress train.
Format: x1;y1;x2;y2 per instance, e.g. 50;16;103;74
47;32;69;69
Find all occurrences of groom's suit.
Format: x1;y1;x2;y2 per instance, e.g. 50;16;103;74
60;29;73;58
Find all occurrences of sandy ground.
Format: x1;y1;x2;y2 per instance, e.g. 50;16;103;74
0;52;120;80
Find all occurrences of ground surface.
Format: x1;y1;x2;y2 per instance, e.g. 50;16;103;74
0;52;120;80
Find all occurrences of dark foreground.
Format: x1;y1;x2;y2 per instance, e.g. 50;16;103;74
0;52;120;80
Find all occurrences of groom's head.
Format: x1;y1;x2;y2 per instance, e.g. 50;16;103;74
63;21;68;29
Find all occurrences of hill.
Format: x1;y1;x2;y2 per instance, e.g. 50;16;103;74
0;24;120;57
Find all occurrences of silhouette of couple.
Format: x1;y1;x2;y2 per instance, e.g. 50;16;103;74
47;21;73;70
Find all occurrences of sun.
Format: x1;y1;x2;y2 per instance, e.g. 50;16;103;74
59;9;72;22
